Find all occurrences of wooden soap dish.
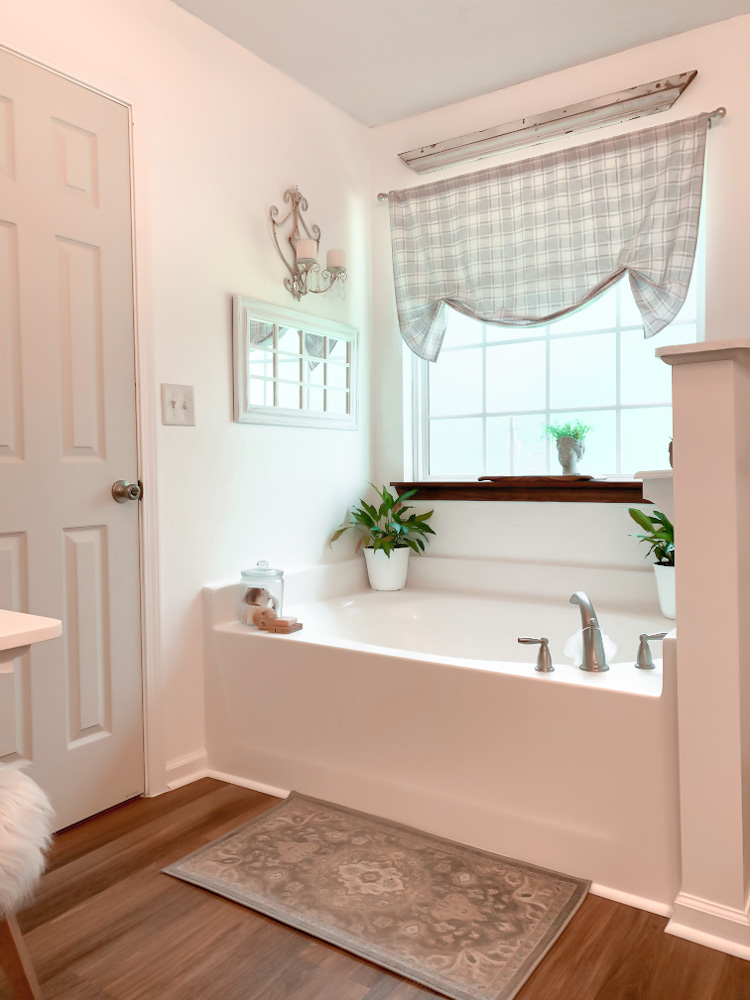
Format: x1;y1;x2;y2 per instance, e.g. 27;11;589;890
268;622;303;635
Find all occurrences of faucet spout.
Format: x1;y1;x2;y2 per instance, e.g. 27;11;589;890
569;591;609;672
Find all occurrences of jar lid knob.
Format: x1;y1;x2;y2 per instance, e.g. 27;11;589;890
257;560;269;568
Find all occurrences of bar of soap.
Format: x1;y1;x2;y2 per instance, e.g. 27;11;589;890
275;617;298;627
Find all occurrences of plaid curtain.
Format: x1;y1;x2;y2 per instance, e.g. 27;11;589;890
387;114;708;362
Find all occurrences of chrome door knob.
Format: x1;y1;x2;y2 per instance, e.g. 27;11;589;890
112;480;142;503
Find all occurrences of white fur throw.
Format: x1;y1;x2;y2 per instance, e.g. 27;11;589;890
0;767;54;915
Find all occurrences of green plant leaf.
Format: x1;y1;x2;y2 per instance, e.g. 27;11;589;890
397;489;418;503
628;505;674;564
414;511;433;521
652;510;675;533
333;485;436;557
544;420;593;441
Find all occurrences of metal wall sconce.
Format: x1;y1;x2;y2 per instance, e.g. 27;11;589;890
270;187;347;300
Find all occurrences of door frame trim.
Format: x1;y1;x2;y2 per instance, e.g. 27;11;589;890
0;34;169;796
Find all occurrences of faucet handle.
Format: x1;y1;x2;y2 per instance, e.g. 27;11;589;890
518;636;554;673
635;632;668;670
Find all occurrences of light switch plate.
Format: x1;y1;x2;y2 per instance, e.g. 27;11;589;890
161;384;195;426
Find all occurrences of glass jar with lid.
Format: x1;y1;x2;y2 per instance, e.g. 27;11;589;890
239;560;284;626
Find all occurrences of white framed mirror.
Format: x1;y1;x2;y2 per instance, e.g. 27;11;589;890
232;297;358;429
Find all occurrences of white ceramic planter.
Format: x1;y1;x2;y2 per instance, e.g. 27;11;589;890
556;435;585;475
364;547;410;591
653;564;676;620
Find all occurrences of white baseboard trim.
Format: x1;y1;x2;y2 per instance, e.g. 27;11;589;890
165;749;209;790
666;891;750;960
666;921;750;961
205;768;289;800
589;882;673;918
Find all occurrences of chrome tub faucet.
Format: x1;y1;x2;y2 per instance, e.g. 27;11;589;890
635;632;668;670
569;591;609;672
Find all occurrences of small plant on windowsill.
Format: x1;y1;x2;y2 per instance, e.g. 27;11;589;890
544;421;593;475
330;484;435;592
628;507;676;620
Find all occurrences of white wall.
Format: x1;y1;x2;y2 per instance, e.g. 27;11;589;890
0;0;372;775
367;15;748;577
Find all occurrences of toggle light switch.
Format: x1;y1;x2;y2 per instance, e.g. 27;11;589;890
161;384;195;426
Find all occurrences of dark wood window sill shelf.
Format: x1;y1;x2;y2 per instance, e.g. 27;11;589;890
391;478;653;504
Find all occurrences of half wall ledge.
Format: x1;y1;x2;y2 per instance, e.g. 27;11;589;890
657;338;750;367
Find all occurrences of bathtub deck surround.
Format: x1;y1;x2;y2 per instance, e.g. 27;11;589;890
330;484;435;591
202;566;677;912
165;792;590;1000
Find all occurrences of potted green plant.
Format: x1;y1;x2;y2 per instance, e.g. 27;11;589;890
544;421;593;475
330;485;435;591
628;507;675;619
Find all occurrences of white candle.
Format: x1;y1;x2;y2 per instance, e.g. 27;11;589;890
326;249;345;270
295;238;317;262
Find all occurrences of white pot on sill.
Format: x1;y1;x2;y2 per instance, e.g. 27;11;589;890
653;563;676;620
364;547;410;591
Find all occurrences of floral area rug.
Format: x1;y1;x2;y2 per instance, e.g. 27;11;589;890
163;792;589;1000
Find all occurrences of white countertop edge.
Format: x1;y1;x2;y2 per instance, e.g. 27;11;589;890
635;469;673;480
0;609;63;650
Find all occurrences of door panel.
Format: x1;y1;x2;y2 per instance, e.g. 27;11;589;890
0;48;144;829
0;220;22;459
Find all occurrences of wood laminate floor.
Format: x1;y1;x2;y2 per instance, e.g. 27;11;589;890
3;778;750;1000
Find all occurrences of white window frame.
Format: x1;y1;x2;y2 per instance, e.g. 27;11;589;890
233;296;358;430
411;275;704;481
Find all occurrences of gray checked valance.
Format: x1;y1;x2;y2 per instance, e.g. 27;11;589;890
387;113;708;362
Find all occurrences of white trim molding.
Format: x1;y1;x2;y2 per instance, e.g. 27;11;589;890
667;893;750;961
166;750;209;790
205;770;289;801
590;883;673;919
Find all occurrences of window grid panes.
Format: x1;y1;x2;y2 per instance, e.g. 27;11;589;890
246;324;352;416
420;278;700;478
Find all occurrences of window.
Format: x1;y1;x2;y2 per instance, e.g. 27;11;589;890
413;276;700;478
233;297;358;429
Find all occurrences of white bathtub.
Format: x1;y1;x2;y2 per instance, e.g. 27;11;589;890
202;561;680;915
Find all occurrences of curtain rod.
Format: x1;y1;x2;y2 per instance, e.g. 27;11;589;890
376;106;726;201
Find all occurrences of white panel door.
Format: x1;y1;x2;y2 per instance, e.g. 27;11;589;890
0;48;144;829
